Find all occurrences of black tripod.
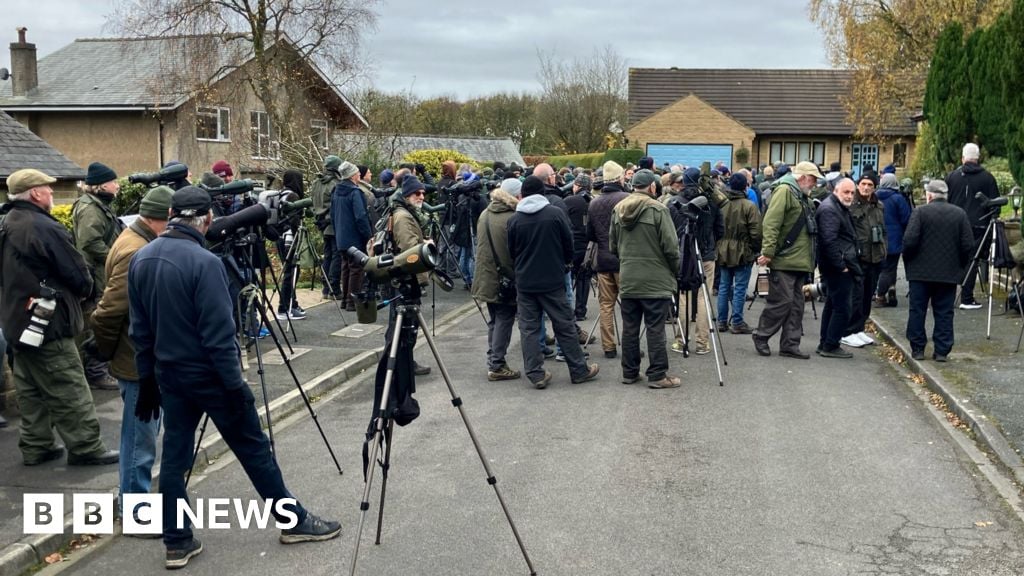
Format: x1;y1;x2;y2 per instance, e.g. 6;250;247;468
274;220;349;331
350;278;536;576
422;207;463;281
959;211;1002;339
185;231;343;487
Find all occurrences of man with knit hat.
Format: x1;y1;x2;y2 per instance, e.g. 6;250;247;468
310;155;344;299
1;169;119;466
387;175;432;375
74;161;126;390
129;186;342;568
587;161;630;357
91;186;172;520
332;161;372;312
211;160;234;183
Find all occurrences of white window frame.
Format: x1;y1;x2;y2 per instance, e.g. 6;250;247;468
250;110;278;159
196;106;230;142
311;119;329;151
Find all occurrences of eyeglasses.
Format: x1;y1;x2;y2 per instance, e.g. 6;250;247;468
411;191;425;197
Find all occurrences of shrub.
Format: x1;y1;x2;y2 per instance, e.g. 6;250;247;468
112;178;150;216
546;152;605;169
522;155;548;167
602;148;644;167
51;204;73;232
401;149;483;178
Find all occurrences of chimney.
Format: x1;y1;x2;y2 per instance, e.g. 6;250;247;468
10;27;38;97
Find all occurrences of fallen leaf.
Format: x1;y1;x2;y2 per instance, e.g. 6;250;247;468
44;553;62;564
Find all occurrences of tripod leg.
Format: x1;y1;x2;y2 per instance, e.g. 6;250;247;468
472;297;492;328
987;229;997;339
185;414;210;488
351;311;405;576
374;419;394;546
307;229;349;326
584;311;601;351
250;299;276;457
700;280;726;386
416;311;537;576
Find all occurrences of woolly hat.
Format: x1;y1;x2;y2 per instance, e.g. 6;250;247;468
574;174;592;191
211;160;233;178
631;169;658;190
324;155;342;171
728;173;749;192
401;176;424;197
380;169;395;186
879;173;899;189
500;178;523;196
638;156;655;170
521;175;545;197
683;167;701;187
857;171;879;186
85;162;117;185
338;161;359;180
139;185;174;220
602;161;624;182
881;164;896;174
200;172;224;188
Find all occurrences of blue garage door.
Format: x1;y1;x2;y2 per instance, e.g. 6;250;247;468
646;144;733;172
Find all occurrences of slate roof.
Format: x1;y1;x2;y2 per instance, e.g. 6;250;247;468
337;133;524;166
0;110;85;180
628;68;917;136
0;35;367;126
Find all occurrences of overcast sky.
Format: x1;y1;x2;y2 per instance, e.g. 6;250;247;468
2;0;829;99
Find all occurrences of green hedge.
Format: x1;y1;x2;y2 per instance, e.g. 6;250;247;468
546;153;605;169
602;148;644;167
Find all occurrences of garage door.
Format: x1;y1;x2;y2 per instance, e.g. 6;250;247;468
645;144;733;171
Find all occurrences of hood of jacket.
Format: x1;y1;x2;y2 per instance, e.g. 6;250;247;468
317;169;340;185
876;186;899;201
516;194;549;214
615;192;659;230
775;173;801;193
961;162;985;176
487;189;518;213
726;189;747;201
334;179;360;198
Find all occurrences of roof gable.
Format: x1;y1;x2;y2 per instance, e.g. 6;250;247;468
629;93;754;136
628;68;916;136
0;111;85;180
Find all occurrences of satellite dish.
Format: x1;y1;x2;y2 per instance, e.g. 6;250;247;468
0;68;9;81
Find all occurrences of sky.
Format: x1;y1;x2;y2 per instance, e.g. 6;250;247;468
1;0;830;99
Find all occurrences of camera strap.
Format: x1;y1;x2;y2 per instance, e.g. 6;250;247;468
778;187;811;255
483;213;513;280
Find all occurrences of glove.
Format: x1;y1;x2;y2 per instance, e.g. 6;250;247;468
135;375;162;423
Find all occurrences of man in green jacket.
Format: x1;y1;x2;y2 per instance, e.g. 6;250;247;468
73;161;125;390
717;174;763;334
610;170;682;389
752;161;821;359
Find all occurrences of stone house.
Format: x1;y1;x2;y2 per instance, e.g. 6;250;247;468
0;29;367;182
0;109;85;202
626;68;918;179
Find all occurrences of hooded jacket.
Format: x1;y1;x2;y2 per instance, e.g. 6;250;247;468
332;179;372;253
848;191;886;264
945;162;1000;232
389;194;429;285
72;191;125;294
876;186;912;255
609;192;679;299
717;190;763;268
310;169;342;236
471;190;518;303
507;194;573;293
586;182;629;273
760;174;815;273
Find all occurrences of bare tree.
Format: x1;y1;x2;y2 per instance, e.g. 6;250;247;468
536;45;627;154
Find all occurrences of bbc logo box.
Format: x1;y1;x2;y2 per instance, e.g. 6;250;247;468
23;493;162;535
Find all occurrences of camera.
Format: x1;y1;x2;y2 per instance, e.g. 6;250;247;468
674;194;709;222
19;282;60;348
802;282;827;300
127;164;189;189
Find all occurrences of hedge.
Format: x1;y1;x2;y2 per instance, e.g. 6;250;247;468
602;148;644;167
401;149;484;178
546;153;605;169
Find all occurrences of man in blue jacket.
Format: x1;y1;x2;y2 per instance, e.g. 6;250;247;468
332;161;373;311
129;187;341;570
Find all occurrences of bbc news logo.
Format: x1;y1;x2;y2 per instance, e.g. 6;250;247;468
23;494;299;535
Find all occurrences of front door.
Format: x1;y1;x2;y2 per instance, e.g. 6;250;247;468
851;144;879;181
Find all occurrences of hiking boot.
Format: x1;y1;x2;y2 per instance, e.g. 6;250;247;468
729;322;753;334
648;376;681;389
752;335;771;357
68;449;119;466
89;374;119;391
488;365;521;381
695;345;711;355
577;328;596;345
933;354;949;363
571;364;600;384
165;538;203;569
817;347;853;359
23;446;65;466
911;349;925;361
532;371;552;389
543;347;556;359
280;513;341;544
716;321;728;333
413;361;431;376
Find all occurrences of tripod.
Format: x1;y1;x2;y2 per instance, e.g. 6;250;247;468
350;279;536;576
680;228;727;386
275;220;349;329
185;231;343;487
959;211;1002;339
423;207;463;281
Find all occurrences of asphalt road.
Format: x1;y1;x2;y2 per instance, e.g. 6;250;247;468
47;298;1024;576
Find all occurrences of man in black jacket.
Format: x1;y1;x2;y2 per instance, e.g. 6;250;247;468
565;174;592;321
0;169;118;466
944;143;1000;309
815;178;859;358
507;176;599;389
903;180;974;361
129;187;341;569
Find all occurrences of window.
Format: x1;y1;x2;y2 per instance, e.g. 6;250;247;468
250;110;276;159
196;106;230;141
768;140;827;166
893;142;908;168
311;119;329;150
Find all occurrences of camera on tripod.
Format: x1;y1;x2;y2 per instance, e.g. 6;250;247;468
345;243;439;324
675;194;709;222
204;191;313;243
19;281;60;348
127;163;190;190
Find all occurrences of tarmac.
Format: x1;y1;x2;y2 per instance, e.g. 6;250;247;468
0;272;1019;573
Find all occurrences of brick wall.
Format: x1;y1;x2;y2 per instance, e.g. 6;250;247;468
626;95;755;165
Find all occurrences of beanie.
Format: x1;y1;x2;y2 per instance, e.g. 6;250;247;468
728;173;749;192
882;164;896;175
638;156;654;170
683;167;701;187
521;175;545;197
324;155;342;171
380;169;394;186
858;171;879;187
211;160;233;178
602;161;624;182
139;185;174;220
401;176;424;197
339;161;359;180
85;162;117;185
574;174;592;191
200;172;224;188
500;178;523;196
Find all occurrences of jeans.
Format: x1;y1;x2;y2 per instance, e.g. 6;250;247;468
458;240;475;287
717;264;753;327
486;302;517;371
620;298;670;381
819;270;853;350
518;289;588;383
160;386;306;549
118;379;161;517
906;281;957;356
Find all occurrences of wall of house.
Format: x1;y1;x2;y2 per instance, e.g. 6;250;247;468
754;135;917;176
625;95;756;166
10;111;161;177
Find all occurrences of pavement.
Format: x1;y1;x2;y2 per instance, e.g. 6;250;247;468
3;278;1024;575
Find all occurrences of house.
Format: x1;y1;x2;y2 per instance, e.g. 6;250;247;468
337;133;526;168
0;28;367;180
0;109;85;202
625;68;918;179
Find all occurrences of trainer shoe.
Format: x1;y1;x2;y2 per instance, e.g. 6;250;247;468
532;371;552;389
911;349;925;361
571;363;600;384
166;538;203;569
695;345;711;355
729;322;753;335
840;335;866;348
959;300;983;310
933;354;949;363
279;513;342;544
276;309;306;320
413;361;431;376
648;375;681;389
542;347;556;359
487;365;521;381
817;347;853;359
855;331;875;345
670;340;686;355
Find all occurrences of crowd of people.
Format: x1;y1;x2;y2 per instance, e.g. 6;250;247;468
0;139;1006;568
